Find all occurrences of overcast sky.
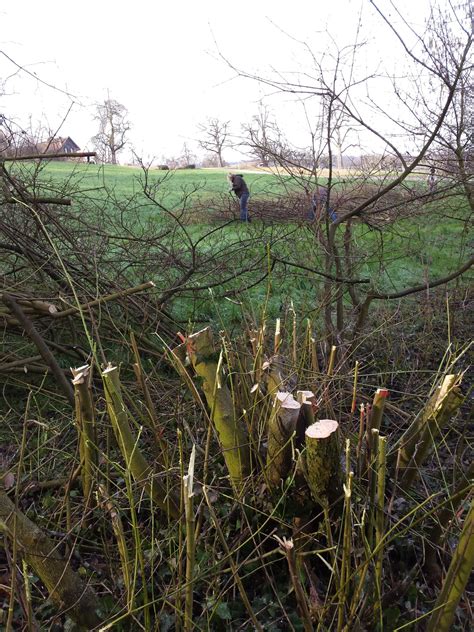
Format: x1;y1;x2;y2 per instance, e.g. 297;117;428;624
0;0;460;163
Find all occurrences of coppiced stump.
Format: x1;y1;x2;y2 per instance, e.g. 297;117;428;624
305;419;342;507
71;364;97;502
186;327;250;487
266;392;301;488
395;374;464;489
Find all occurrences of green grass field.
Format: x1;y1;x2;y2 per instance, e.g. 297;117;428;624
23;162;471;327
29;163;279;209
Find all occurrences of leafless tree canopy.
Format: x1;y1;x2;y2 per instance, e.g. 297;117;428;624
198;117;230;167
92;98;131;164
219;0;473;347
242;103;283;167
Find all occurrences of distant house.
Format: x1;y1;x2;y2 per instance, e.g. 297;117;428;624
35;136;81;159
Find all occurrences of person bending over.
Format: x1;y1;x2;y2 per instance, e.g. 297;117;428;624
228;173;250;222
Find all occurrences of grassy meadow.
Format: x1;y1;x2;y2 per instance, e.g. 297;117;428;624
1;161;472;631
27;161;471;329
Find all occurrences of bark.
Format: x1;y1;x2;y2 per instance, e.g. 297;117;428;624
395;374;464;490
102;365;180;519
186;327;250;487
71;365;97;501
365;388;389;469
264;354;297;396
296;390;316;449
0;491;101;628
424;461;474;581
305;419;342;507
266;392;301;488
426;499;474;632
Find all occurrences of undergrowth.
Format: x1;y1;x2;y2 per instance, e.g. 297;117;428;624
0;293;472;631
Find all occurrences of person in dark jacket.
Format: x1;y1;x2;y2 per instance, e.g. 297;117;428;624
228;173;250;221
308;185;337;222
427;166;437;193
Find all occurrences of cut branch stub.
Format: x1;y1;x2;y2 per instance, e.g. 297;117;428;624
296;390;316;448
305;419;342;507
263;354;297;397
187;327;250;487
395;374;464;489
365;388;389;466
266;392;301;488
71;364;97;501
102;364;180;519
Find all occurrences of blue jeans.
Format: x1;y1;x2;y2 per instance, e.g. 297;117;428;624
239;193;250;221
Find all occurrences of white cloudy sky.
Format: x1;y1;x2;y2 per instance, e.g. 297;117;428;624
0;0;461;162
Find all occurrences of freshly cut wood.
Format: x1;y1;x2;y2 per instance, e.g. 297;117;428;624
71;364;97;501
187;327;250;486
367;388;389;440
296;390;316;448
395;374;464;489
266;392;301;487
0;490;101;628
305;419;342;506
102;365;180;519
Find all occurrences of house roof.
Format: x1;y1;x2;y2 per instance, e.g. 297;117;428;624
35;137;80;154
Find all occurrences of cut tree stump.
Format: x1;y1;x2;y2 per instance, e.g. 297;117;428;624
305;419;342;507
296;390;316;448
395;374;464;489
266;392;301;488
187;327;250;487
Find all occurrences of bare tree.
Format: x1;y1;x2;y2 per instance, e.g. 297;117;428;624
178;142;197;167
197;118;230;167
92;98;131;164
243;103;282;167
222;0;473;349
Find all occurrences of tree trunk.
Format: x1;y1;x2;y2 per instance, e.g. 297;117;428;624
305;419;342;507
186;327;250;487
266;392;301;488
0;491;101;628
395;374;464;490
